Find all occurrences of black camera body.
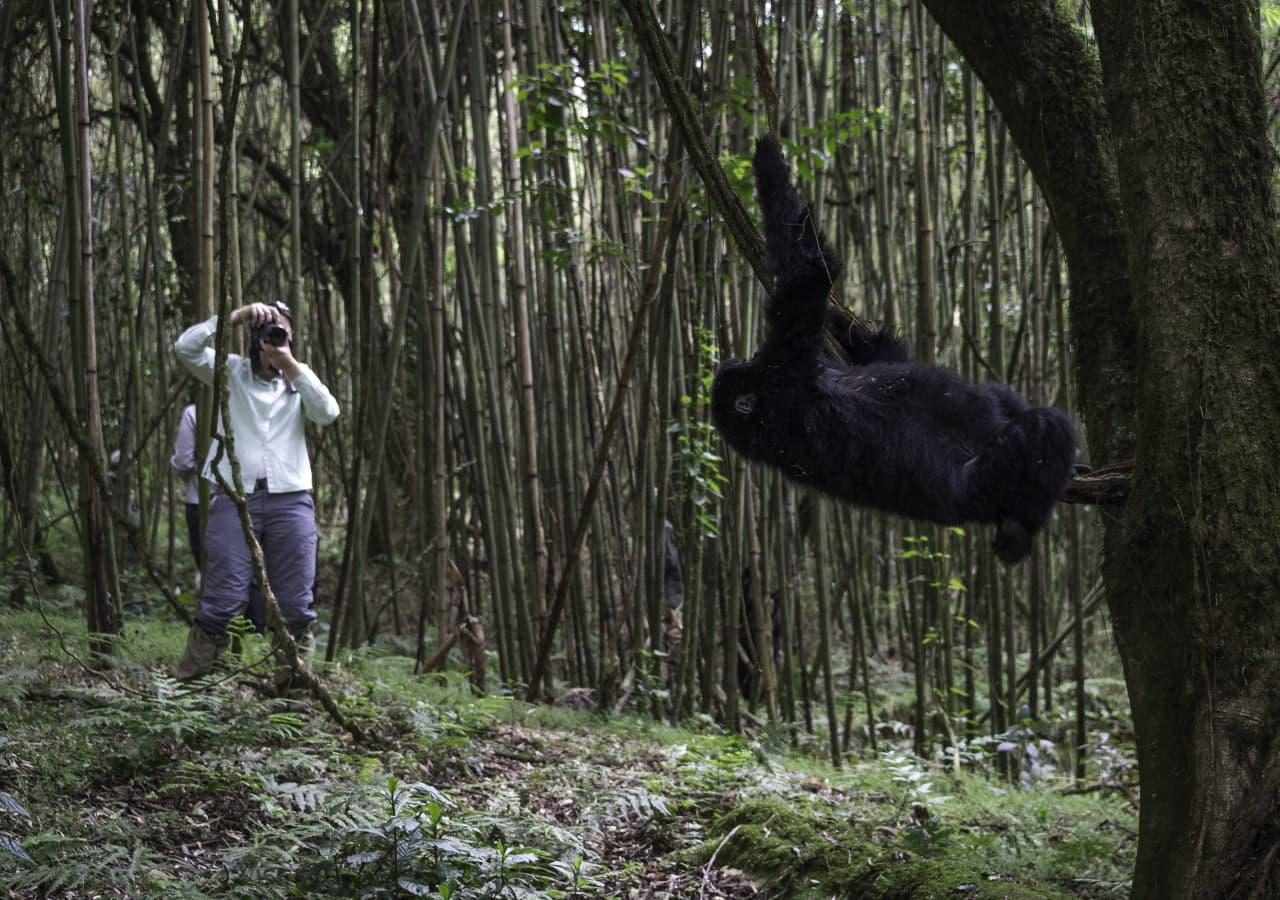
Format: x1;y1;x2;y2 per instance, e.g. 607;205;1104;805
255;323;289;347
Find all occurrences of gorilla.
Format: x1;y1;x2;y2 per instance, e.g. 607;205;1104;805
711;135;1077;563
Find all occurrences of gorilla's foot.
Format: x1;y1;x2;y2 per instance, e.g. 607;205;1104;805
993;518;1031;565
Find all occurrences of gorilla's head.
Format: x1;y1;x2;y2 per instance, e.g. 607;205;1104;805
710;356;766;460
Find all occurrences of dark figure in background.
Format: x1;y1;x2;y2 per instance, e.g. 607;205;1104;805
660;520;685;693
736;567;783;705
711;136;1077;563
663;520;684;612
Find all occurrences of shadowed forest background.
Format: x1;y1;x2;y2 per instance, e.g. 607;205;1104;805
3;0;1280;897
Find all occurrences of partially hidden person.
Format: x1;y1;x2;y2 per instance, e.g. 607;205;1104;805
171;398;266;631
170;399;204;595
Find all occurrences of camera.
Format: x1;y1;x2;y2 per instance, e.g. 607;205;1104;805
255;323;289;347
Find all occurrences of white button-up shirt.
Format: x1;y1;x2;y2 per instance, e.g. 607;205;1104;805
173;315;340;493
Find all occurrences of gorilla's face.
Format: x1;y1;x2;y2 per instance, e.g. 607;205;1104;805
710;357;766;458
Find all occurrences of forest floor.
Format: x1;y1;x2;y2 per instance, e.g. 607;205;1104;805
0;587;1137;898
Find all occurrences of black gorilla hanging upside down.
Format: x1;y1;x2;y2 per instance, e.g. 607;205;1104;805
711;136;1077;563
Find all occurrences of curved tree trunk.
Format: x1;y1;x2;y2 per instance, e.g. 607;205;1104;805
923;1;1280;896
1089;4;1280;896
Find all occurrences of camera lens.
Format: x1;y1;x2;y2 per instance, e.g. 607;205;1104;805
264;324;288;347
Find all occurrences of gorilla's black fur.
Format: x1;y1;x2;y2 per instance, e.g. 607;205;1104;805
711;135;1077;563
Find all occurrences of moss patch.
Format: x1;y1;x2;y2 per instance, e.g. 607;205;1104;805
698;798;1073;899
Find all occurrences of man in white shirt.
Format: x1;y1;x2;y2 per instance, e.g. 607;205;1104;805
172;300;340;680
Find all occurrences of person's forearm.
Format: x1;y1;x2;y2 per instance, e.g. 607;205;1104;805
173;316;219;384
292;365;341;425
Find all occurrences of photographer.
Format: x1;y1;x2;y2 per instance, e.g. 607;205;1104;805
172;300;339;682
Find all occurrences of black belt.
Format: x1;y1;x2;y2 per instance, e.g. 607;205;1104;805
253;478;269;492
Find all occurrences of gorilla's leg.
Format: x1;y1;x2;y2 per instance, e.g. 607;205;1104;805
967;406;1077;563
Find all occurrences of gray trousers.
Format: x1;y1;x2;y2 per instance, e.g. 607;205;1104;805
195;490;318;637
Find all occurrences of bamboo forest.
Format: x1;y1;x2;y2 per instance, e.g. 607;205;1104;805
3;0;1280;897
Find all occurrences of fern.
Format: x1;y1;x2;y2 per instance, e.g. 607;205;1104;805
160;759;260;798
1;837;149;895
0;833;32;864
257;776;329;813
0;789;32;869
0;668;34;705
0;791;28;818
586;784;673;830
219;775;582;897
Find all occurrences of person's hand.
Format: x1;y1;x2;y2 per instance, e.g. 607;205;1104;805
231;303;282;328
260;340;301;380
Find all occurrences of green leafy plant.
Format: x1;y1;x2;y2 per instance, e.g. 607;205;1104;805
669;327;729;538
255;775;580;897
1;835;157;896
0;791;32;867
585;784;672;830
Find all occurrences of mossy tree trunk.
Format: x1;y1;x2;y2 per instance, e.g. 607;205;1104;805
923;1;1280;896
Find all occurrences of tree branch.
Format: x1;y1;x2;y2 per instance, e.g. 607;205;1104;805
617;0;769;288
1062;461;1133;506
206;308;364;745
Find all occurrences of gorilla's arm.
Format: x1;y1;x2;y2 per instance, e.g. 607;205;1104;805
754;136;842;360
824;307;911;365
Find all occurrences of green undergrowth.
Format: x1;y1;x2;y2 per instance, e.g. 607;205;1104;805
701;795;1092;899
0;600;1134;897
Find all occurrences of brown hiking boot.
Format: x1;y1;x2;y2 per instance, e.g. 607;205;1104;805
175;623;229;680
